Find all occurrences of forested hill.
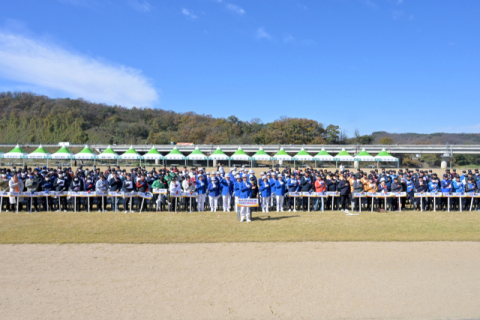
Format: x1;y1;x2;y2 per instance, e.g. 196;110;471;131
0;92;349;145
372;131;480;145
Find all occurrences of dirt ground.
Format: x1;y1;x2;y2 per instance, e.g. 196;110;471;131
1;242;479;319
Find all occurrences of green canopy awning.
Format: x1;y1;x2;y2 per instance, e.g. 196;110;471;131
75;145;98;160
143;146;163;160
251;148;271;161
354;149;375;161
210;147;229;160
29;145;52;159
188;147;208;160
293;148;312;161
374;149;398;162
313;148;333;161
120;146;142;159
333;148;354;161
164;147;184;160
231;147;249;160
98;145;120;159
273;148;291;161
51;146;74;159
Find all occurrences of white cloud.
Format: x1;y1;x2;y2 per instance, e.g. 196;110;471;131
182;8;197;19
226;3;245;15
0;32;159;108
256;27;272;40
128;0;152;12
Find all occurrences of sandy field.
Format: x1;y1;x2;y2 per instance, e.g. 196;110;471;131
1;242;479;319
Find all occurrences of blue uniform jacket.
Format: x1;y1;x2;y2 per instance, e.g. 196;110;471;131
275;179;287;196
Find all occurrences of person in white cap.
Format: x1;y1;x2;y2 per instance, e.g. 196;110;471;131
269;173;277;210
239;175;252;222
208;172;220;212
233;174;242;214
220;174;234;212
260;176;271;212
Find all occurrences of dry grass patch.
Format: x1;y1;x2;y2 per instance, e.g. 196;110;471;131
1;209;479;243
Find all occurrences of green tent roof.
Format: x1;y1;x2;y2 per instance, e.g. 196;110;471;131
315;148;332;157
167;147;183;155
123;146;140;155
77;145;95;154
31;145;51;155
335;149;351;157
7;145;28;154
53;146;74;154
253;148;269;156
376;149;393;157
211;147;227;156
355;149;373;157
274;148;290;156
190;148;204;155
294;148;311;157
145;147;162;155
100;146;118;155
232;147;248;156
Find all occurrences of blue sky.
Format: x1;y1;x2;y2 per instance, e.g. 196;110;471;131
0;0;479;136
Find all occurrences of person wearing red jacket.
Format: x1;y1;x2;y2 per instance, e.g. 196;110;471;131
314;175;326;211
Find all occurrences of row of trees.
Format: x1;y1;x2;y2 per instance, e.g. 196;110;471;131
0;92;377;145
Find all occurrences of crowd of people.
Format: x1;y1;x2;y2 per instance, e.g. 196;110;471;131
1;163;479;221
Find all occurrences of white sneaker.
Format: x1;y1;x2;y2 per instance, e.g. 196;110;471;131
281;209;284;212
246;219;251;223
98;210;101;212
288;209;291;212
64;210;67;213
125;210;128;213
341;209;345;212
240;216;245;222
56;210;60;212
262;209;265;212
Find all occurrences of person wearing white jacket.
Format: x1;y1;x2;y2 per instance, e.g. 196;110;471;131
169;176;182;212
9;175;24;212
182;176;196;212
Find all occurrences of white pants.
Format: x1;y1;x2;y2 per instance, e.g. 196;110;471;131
270;194;275;207
222;194;231;211
240;206;250;220
198;194;206;211
276;195;284;212
262;197;269;212
209;195;219;212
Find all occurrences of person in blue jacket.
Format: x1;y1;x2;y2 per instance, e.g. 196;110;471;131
286;172;300;212
275;174;287;212
269;173;277;211
427;175;440;211
452;175;464;211
259;176;271;212
414;179;428;211
406;175;415;208
239;175;252;222
196;174;207;212
207;173;220;212
440;173;452;211
220;175;234;212
233;174;242;213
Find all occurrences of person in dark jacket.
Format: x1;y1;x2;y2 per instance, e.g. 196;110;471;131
300;171;312;212
338;175;350;212
414;179;428;211
390;177;402;211
249;177;258;213
326;175;337;210
108;172;123;211
351;175;364;211
69;175;84;212
123;173;136;213
53;173;68;212
84;177;95;211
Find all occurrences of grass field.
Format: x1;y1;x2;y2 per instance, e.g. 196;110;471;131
1;209;479;243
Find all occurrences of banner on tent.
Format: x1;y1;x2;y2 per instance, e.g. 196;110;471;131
153;188;168;195
138;192;153;199
237;198;259;207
